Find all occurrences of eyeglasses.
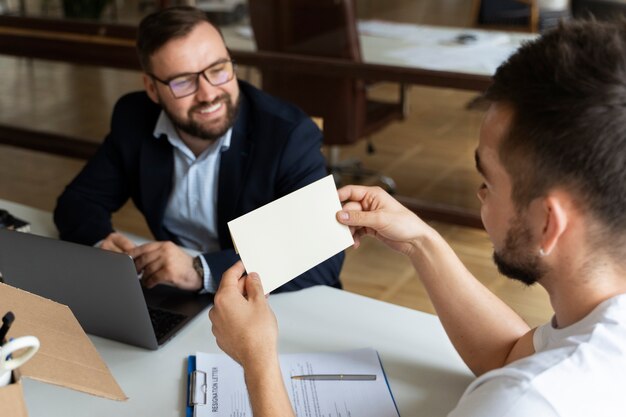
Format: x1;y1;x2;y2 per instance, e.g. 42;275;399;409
149;60;236;99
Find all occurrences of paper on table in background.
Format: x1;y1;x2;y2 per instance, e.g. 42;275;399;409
359;19;534;75
358;19;430;39
358;19;511;44
385;42;517;75
191;348;399;417
227;175;353;294
227;21;534;76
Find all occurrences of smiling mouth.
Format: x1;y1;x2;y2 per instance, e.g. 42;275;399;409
199;102;223;114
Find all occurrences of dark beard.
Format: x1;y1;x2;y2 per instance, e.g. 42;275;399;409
167;93;240;141
492;215;545;286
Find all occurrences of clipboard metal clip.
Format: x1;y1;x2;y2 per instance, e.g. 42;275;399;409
189;370;208;407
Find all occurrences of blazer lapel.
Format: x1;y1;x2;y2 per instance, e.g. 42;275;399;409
217;93;253;248
140;134;175;240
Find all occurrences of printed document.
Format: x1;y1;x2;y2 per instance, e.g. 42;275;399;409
190;348;399;417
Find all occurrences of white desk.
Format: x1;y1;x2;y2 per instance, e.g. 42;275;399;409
22;287;473;417
1;199;474;416
0;199;57;237
221;20;537;77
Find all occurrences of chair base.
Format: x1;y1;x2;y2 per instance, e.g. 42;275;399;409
327;146;397;193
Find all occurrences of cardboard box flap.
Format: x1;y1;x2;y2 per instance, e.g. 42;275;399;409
0;380;28;415
0;283;127;401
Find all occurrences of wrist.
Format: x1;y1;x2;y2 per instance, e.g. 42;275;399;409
409;225;441;252
191;255;206;291
408;225;441;260
244;349;280;380
192;255;204;279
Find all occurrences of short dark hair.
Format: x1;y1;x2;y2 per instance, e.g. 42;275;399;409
136;6;223;72
485;20;626;237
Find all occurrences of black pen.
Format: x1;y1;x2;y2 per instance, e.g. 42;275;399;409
0;311;15;345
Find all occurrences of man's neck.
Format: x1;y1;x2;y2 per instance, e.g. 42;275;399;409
544;260;626;328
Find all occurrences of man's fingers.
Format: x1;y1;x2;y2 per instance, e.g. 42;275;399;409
244;273;266;301
237;273;246;294
133;250;161;273
109;233;136;253
220;261;246;289
336;209;383;230
128;242;159;259
140;256;164;281
142;274;160;289
341;201;362;212
100;241;124;253
337;185;370;204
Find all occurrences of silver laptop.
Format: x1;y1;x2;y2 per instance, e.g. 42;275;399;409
0;229;213;350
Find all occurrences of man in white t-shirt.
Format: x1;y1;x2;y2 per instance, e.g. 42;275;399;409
207;20;626;417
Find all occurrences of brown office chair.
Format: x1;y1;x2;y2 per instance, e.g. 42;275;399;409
248;0;407;191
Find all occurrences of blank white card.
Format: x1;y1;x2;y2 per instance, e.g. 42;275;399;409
227;175;354;293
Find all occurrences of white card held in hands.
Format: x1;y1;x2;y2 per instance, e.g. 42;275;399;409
227;175;353;293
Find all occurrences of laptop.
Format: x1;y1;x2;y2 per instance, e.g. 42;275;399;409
0;229;214;350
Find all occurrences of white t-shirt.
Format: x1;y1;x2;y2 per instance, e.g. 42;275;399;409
448;293;626;417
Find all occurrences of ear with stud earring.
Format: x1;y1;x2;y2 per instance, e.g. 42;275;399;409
539;248;547;256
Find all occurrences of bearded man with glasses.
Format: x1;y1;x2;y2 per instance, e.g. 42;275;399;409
54;6;344;294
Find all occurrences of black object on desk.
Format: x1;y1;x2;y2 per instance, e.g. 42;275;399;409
0;311;15;345
456;33;478;44
0;209;30;233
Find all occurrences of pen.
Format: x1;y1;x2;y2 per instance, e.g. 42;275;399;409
0;312;15;345
291;374;376;381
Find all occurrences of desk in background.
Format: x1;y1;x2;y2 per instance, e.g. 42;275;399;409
0;17;537;228
0;16;537;90
1;198;474;416
223;20;536;78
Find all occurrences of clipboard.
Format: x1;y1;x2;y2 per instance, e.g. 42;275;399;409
376;351;401;417
186;355;197;417
186;349;400;417
187;355;219;417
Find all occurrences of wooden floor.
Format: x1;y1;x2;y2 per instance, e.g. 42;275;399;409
0;0;553;327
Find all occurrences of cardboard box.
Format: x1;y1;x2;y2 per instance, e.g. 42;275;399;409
0;283;126;416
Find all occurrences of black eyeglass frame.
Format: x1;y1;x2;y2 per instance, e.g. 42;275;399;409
149;59;237;99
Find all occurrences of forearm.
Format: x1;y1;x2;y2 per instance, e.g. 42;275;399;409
210;265;289;416
54;139;129;244
54;192;115;244
243;356;295;417
409;227;531;375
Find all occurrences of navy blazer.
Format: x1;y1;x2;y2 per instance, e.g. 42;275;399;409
54;81;344;292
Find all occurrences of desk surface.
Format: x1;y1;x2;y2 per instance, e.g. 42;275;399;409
222;20;537;77
0;16;536;90
0;199;57;237
1;199;473;416
23;286;473;417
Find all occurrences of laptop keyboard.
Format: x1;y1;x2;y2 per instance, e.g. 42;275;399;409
148;307;187;341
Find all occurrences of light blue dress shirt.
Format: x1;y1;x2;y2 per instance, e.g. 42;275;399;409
154;112;232;293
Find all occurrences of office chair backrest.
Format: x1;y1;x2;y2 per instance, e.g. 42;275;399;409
472;0;539;32
249;0;367;145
